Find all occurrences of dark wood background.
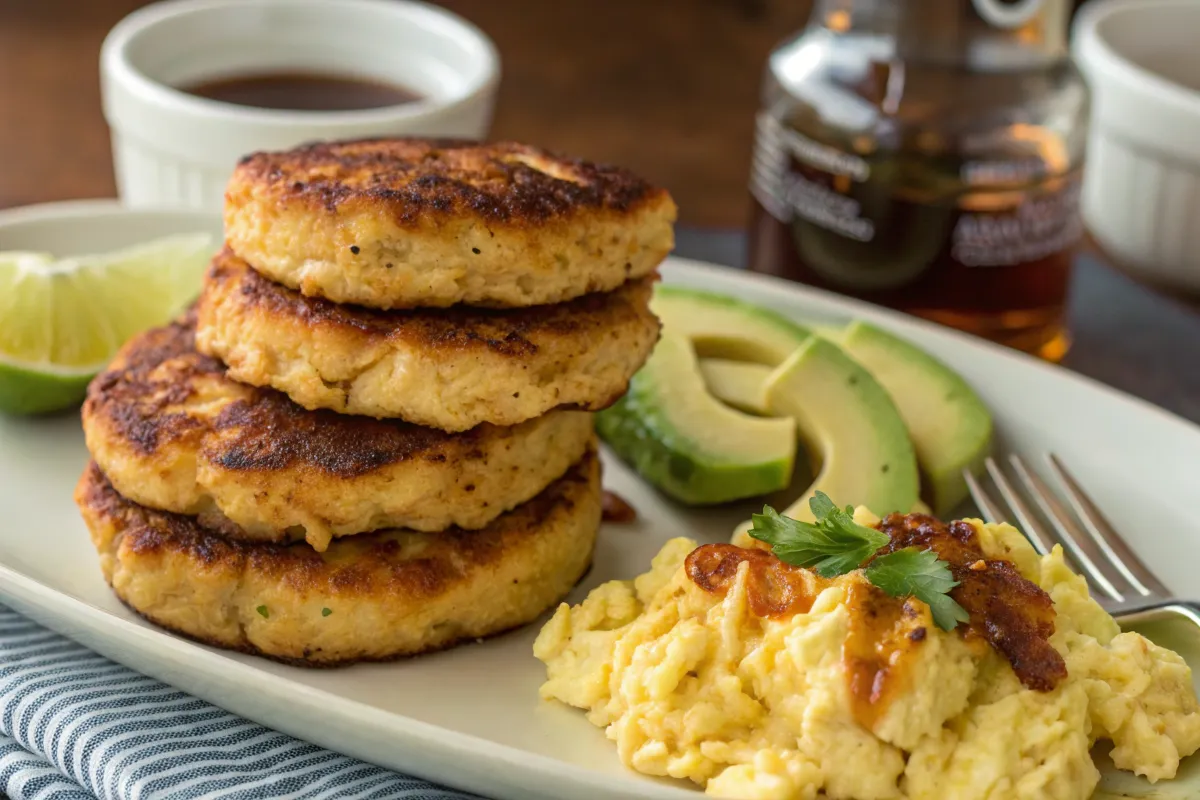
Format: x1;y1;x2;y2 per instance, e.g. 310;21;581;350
0;0;810;227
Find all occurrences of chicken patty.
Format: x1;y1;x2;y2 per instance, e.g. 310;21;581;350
77;448;601;666
83;314;594;551
224;138;677;309
195;250;661;431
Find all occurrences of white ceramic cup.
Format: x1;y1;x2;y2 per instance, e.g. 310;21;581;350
1072;0;1200;294
101;0;500;213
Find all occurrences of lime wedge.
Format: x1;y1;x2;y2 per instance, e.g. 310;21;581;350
0;233;215;416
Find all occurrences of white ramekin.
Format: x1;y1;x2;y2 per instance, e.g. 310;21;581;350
100;0;500;213
1072;0;1200;294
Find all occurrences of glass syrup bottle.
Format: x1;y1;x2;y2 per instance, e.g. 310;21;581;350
747;0;1089;360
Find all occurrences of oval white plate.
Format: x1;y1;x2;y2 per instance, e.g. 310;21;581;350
0;201;1196;799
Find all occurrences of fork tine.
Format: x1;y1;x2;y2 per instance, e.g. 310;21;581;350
1008;455;1130;604
982;457;1056;557
963;468;1006;526
970;460;1095;593
1047;455;1170;598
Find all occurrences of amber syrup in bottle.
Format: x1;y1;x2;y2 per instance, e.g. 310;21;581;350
748;0;1089;359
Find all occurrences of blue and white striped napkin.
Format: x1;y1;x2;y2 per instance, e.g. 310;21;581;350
0;605;482;800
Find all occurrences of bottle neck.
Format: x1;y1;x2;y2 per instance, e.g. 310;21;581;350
809;0;1070;70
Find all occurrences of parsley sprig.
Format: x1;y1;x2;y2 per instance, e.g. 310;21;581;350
865;549;970;631
749;494;889;578
749;492;969;631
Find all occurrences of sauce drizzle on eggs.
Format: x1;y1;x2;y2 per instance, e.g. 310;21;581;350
685;543;821;617
874;513;1067;692
843;583;928;730
686;512;1068;733
686;542;924;729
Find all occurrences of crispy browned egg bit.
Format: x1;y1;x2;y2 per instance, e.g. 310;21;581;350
76;137;675;665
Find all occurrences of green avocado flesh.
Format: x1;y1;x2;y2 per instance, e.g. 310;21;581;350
698;358;772;415
651;286;810;364
754;336;921;524
834;321;993;516
606;283;978;518
596;331;797;505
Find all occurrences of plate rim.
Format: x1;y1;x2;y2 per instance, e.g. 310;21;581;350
0;197;219;226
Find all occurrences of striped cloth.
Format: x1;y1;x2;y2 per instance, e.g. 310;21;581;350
0;606;480;800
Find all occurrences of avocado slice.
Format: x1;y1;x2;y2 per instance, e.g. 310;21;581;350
754;337;921;525
651;286;810;364
596;331;797;505
698;358;772;415
704;321;993;516
834;321;992;515
700;345;920;522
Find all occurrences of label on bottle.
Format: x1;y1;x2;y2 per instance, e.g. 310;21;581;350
951;176;1083;267
751;112;874;242
749;112;1084;282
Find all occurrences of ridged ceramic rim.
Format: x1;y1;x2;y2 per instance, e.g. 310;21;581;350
1073;0;1200;117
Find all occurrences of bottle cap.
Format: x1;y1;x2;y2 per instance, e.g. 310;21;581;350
972;0;1045;28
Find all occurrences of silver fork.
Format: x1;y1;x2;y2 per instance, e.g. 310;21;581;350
964;454;1200;629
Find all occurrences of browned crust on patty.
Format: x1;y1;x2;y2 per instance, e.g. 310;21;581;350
85;312;513;479
224;137;675;310
114;598;545;669
77;448;602;665
194;249;660;429
207;247;658;360
83;314;597;548
78;457;592;594
232;138;669;226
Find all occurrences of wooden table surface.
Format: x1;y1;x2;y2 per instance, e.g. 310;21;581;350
0;0;1197;422
0;0;808;227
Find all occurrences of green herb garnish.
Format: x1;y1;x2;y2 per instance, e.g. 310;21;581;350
749;493;889;578
321;608;332;617
749;491;968;631
865;548;970;632
256;605;269;619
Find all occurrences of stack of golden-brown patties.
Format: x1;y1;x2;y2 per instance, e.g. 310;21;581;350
75;139;674;665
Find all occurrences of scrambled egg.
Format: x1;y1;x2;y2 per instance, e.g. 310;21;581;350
534;512;1200;799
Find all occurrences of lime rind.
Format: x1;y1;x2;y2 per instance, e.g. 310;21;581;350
0;361;93;416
